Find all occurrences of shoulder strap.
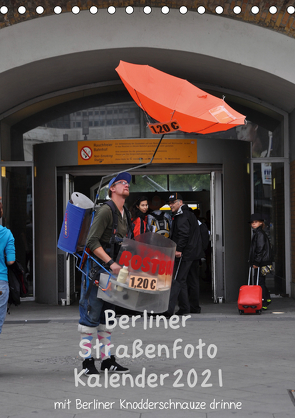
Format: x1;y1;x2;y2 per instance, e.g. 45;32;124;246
104;200;118;236
123;206;134;239
103;201;134;249
104;201;118;258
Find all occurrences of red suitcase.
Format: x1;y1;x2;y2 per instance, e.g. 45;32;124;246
238;267;262;315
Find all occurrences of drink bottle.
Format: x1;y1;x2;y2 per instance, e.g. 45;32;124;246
116;266;128;291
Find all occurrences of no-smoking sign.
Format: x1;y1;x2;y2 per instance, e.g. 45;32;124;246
80;146;92;160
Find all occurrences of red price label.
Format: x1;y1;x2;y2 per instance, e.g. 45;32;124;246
128;275;158;291
148;120;181;135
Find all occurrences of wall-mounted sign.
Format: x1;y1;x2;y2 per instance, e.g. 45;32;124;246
77;138;197;165
261;163;272;185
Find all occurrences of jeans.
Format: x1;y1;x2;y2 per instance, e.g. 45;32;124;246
0;280;9;334
79;273;114;328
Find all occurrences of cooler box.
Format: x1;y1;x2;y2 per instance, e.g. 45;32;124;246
97;232;176;313
57;193;93;254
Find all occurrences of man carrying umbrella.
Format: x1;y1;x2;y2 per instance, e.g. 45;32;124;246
78;172;133;375
165;193;204;316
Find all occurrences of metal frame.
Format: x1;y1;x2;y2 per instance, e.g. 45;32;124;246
250;110;290;296
210;171;224;303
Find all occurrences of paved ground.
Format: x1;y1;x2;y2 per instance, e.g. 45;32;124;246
1;296;295;418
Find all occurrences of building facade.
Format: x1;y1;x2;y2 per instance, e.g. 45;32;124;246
0;1;294;304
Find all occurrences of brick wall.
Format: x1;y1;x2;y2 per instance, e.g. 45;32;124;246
0;0;295;37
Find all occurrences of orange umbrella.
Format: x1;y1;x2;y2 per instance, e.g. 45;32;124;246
116;61;246;134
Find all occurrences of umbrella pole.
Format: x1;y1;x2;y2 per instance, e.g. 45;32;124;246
94;134;165;207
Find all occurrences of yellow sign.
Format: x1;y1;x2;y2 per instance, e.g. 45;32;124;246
77;138;197;165
128;275;158;291
148;120;181;135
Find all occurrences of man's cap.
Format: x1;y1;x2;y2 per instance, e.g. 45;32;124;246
108;172;131;188
167;192;183;203
249;213;264;223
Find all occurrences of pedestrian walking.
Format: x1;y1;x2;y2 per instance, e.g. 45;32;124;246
248;213;273;310
0;202;15;334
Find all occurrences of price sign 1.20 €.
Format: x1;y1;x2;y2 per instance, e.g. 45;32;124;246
129;275;158;291
148;120;181;135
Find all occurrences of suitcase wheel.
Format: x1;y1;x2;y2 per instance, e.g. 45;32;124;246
256;310;262;315
239;309;244;315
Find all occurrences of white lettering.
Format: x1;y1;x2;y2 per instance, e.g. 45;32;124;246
196;339;206;358
79;339;91;358
115;344;130;358
104;309;117;329
207;344;218;358
74;368;86;387
172;338;183;358
132;339;143;358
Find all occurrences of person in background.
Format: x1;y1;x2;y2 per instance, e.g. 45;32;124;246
0;202;15;334
248;213;273;310
130;196;149;237
204;210;211;282
189;208;210;313
236;121;271;158
165;193;202;316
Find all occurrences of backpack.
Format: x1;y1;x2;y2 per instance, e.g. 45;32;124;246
7;260;28;311
147;210;171;238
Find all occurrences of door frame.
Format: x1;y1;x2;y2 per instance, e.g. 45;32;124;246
210;171;224;303
58;164;224;304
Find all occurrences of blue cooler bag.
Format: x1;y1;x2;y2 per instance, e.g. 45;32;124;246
57;201;92;254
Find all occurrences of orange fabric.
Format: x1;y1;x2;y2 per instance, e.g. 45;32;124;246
116;61;246;134
132;216;147;237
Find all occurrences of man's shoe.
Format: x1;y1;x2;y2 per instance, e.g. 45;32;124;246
266;299;272;306
82;357;99;376
101;355;130;374
175;310;190;315
190;307;201;314
262;305;268;310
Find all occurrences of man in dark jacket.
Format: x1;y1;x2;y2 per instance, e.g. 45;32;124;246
165;193;204;316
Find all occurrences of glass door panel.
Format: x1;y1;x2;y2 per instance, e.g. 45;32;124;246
253;162;285;294
1;166;34;297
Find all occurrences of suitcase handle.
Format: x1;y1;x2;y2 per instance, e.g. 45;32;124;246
248;266;260;286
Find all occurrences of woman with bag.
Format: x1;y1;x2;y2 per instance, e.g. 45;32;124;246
248;213;273;310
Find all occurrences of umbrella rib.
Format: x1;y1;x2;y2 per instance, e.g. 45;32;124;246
195;121;218;134
134;89;153;123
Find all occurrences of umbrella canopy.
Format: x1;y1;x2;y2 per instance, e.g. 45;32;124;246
116;61;246;134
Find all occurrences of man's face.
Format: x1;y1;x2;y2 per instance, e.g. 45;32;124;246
111;180;130;198
169;199;182;213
